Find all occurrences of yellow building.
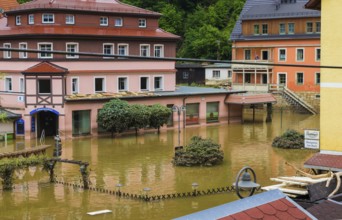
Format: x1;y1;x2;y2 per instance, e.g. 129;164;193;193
305;0;342;171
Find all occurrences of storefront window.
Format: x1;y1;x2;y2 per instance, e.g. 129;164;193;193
72;110;91;136
206;102;219;123
186;103;199;125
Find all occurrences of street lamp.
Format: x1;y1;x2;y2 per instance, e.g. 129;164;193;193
172;105;186;147
116;183;123;197
233;166;260;199
192;182;199;196
143;187;151;201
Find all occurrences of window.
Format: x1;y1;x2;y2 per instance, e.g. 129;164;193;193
186;103;199;125
38;43;53;58
262;24;268;35
140;44;150;57
316;22;321;33
118;44;128;56
66;15;75;24
100;17;108;26
19;42;27;59
288;23;295;34
38;79;51;93
3;43;11;59
19;78;24;93
115;18;123;27
213;70;220;78
244;49;251;60
206;102;219;123
315;48;321;61
245;73;251;83
253;24;259;35
42;14;54;23
279;49;286;61
118;77;128;91
296;72;304;85
28;14;34;24
95;77;105;92
154;45;164;57
140;77;149;91
296;48;304;61
72;78;79;94
154;76;163;90
5;77;12;91
16;16;21;25
306;22;313;33
138;18;146;27
66;43;79;58
279;23;286;34
72;110;91;136
262;50;269;60
103;44;114;58
315;72;320;84
183;72;189;79
228;70;232;78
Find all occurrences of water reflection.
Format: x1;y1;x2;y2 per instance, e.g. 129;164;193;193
0;111;319;219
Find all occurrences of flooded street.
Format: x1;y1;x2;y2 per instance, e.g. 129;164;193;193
0;111;319;220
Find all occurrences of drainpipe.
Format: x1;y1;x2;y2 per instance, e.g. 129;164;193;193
182;96;188;128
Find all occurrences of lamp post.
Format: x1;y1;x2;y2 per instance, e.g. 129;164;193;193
116;183;123;197
233;166;260;199
143;187;151;201
172;105;186;147
192;182;199;196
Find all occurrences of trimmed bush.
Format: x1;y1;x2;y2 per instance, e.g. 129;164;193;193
172;136;224;166
272;129;304;149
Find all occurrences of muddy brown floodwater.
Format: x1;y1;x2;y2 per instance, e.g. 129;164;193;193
0;110;319;220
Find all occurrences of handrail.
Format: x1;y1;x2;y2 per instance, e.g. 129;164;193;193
283;87;317;115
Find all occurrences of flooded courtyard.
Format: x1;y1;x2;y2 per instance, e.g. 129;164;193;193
0;110;319;220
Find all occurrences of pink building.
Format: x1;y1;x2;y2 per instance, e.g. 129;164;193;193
0;0;247;139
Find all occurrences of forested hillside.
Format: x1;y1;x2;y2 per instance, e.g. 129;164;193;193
121;0;245;60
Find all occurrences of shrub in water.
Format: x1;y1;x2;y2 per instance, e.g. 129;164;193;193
272;129;304;149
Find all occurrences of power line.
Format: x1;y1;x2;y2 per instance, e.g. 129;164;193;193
0;47;340;69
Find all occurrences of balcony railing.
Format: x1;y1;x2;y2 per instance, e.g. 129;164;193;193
231;83;269;92
231;60;273;70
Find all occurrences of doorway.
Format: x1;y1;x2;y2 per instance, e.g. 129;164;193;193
37;111;58;137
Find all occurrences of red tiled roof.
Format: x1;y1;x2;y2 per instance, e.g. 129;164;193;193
304;153;342;171
22;61;68;74
0;0;19;11
218;198;313;220
7;0;160;16
307;199;342;219
225;93;277;105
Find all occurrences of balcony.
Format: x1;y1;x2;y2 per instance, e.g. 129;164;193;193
231;83;269;92
231;60;273;70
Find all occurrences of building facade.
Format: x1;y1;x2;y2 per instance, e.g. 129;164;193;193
230;0;321;100
0;0;244;139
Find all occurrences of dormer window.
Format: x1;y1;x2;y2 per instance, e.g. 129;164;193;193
115;18;123;27
28;14;34;24
262;24;268;35
138;18;146;28
306;22;313;33
66;15;75;24
16;16;21;25
100;17;108;26
42;14;54;24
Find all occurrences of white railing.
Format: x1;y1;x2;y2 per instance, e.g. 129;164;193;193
232;83;269;92
231;60;274;69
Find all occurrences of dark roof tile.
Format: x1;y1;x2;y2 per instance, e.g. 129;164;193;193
245;207;264;219
304;153;342;171
258;203;277;215
270;199;289;212
229;212;252;220
307;200;342;219
288;207;308;220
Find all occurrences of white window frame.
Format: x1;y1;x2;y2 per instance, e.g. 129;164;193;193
315;72;320;85
212;70;220;79
253;24;259;35
4;77;13;92
140;76;150;91
66;42;79;59
296;72;304;85
288;23;295;34
296;48;304;62
71;77;79;94
306;22;313;33
42;13;54;24
140;44;150;57
66;15;75;24
103;43;114;59
19;42;28;59
316;21;321;33
315;48;321;62
277;72;287;87
154;76;163;91
118;44;129;56
279;23;285;35
94;77;106;93
28;14;34;24
100;17;108;26
154;44;164;57
38;43;53;59
138;18;146;28
118;76;128;92
19;77;25;93
16;15;21;25
278;48;287;62
262;23;268;35
244;49;251;60
3;43;11;59
115;17;123;27
261;49;269;61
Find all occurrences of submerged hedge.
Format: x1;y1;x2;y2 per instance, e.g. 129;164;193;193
272;129;304;149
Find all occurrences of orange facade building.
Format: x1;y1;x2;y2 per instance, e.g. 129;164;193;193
230;0;320;98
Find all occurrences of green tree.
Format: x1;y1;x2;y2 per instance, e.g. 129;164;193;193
97;99;131;137
149;104;171;134
129;104;150;136
159;4;185;36
0;112;7;122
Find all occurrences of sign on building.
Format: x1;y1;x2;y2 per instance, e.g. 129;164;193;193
304;129;320;149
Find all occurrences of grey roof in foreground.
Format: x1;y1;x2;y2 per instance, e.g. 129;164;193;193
0;108;21;119
154;86;243;97
230;0;321;41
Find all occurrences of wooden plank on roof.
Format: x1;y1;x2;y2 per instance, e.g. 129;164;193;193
270;178;308;186
278;186;308;195
261;183;286;191
277;176;329;184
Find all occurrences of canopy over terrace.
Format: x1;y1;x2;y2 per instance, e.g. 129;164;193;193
225;93;277;123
